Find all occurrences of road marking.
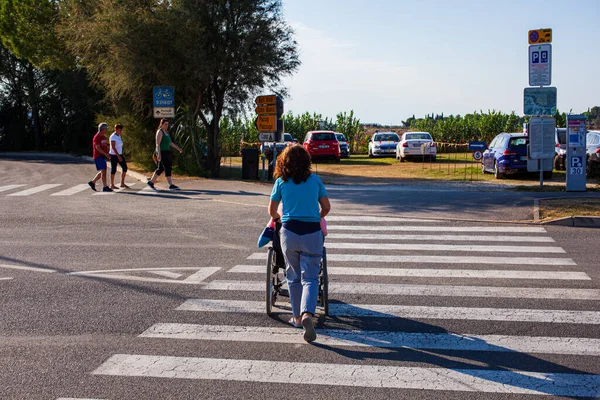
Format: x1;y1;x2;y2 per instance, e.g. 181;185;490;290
93;354;600;396
148;271;183;279
327;233;555;242
177;299;600;324
229;264;590;280
0;264;56;273
0;277;14;281
325;216;438;223
69;267;219;285
6;184;62;196
328;225;547;233
203;280;600;300
56;398;107;400
248;253;576;265
140;323;600;355
0;184;26;193
50;184;91;196
325;242;565;253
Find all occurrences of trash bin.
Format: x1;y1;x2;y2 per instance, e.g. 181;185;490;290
241;148;259;180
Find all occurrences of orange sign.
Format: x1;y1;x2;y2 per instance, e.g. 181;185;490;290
255;105;277;114
255;95;277;105
528;29;552;44
255;115;277;132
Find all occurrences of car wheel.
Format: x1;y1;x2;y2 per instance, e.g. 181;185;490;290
494;161;503;179
554;155;561;171
334;157;340;163
430;155;436;162
368;148;373;158
586;158;594;178
481;162;487;174
400;156;405;162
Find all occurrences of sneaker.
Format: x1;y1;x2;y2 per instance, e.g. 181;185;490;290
147;181;155;189
88;181;96;191
169;184;180;190
102;186;113;192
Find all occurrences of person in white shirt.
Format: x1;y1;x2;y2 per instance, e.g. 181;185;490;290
109;123;129;189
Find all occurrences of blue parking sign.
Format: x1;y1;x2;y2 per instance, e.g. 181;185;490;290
531;52;539;64
153;86;174;108
540;50;548;63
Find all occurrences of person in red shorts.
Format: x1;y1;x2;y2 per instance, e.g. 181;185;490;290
88;122;112;192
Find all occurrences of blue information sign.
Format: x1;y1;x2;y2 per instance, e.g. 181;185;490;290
468;141;487;151
153;86;174;108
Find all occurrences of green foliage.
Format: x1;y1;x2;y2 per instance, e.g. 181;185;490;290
335;110;365;152
282;112;333;141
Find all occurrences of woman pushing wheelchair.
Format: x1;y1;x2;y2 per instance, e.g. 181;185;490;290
268;145;331;342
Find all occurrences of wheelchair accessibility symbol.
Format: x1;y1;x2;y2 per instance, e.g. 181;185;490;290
571;156;582;168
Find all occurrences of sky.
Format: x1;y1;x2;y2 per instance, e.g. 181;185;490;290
280;0;600;125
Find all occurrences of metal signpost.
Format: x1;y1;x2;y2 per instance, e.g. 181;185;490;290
566;115;587;191
153;86;175;118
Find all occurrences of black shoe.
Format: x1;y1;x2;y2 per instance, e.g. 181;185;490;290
169;184;180;190
88;181;96;191
102;186;113;192
147;181;155;189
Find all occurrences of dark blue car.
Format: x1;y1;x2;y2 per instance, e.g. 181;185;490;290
481;132;529;179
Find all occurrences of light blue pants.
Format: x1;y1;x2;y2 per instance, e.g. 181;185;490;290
279;227;324;317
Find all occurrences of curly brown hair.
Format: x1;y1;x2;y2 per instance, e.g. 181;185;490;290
274;144;312;184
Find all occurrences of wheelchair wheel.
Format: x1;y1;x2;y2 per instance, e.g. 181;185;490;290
319;247;329;316
266;247;276;316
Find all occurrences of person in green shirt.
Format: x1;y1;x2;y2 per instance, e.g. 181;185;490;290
147;119;183;190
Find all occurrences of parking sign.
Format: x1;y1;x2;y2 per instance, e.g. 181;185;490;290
529;44;551;86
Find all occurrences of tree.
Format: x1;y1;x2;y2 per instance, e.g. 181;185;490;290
60;0;299;177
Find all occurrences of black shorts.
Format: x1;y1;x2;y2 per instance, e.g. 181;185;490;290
110;154;128;174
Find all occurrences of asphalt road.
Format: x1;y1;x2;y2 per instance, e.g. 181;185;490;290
0;154;599;399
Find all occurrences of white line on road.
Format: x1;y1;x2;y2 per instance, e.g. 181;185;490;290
0;277;14;281
69;267;220;285
328;225;547;233
148;271;183;279
6;184;62;196
325;216;438;222
50;184;91;196
140;323;600;355
93;354;600;396
0;264;56;273
177;299;600;324
0;184;26;193
325;242;565;253
248;253;576;266
203;280;600;300
229;265;590;280
326;233;555;242
182;268;220;283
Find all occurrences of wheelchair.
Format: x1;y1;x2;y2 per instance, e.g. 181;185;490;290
265;223;328;317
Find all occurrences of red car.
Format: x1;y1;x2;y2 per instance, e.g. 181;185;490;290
303;130;341;162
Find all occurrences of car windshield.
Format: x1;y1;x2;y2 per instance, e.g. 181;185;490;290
283;133;293;142
556;129;566;144
336;134;347;142
406;133;432;140
508;137;528;149
373;133;399;141
312;133;335;141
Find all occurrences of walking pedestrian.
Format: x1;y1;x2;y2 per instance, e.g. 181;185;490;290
147;119;183;190
109;123;129;189
88;122;112;192
268;145;331;342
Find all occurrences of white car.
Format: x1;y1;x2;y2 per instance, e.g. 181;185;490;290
396;131;437;162
368;132;400;157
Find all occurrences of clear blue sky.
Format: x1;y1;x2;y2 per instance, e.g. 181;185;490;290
280;0;600;125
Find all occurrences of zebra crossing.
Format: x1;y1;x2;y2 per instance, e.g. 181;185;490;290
84;217;600;397
0;183;142;196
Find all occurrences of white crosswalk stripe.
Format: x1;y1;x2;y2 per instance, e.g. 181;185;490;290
51;184;91;196
87;219;600;397
6;183;62;196
0;184;26;193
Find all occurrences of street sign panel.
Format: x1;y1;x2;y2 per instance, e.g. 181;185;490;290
468;141;487;151
255;95;277;105
255;105;278;115
528;117;556;159
529;44;552;86
528;28;552;44
258;132;275;141
153;107;175;118
255;115;277;132
153;86;174;107
524;87;557;116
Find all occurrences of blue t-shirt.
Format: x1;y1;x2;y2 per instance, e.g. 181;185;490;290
270;174;328;223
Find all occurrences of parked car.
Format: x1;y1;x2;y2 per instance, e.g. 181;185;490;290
396;131;437;162
335;132;350;158
368;131;400;157
554;128;567;170
482;132;550;179
586;130;600;177
303;130;340;162
261;132;296;158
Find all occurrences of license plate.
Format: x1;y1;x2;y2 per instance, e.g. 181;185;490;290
520;156;527;160
318;145;329;149
413;143;420;147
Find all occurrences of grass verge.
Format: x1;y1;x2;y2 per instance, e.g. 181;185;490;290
538;198;600;221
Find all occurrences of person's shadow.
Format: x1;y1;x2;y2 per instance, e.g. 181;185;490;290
301;301;599;398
